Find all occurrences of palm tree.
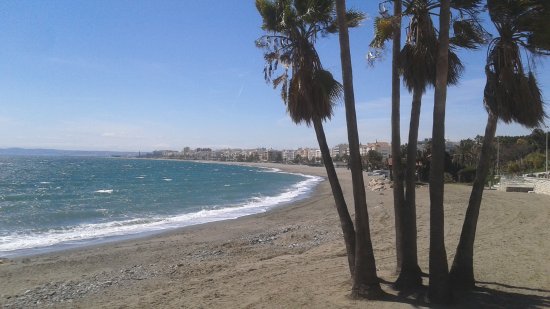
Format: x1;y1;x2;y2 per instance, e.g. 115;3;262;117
335;0;384;299
370;0;486;290
400;0;461;290
450;0;549;290
255;0;362;278
369;1;406;281
428;0;452;303
390;0;405;280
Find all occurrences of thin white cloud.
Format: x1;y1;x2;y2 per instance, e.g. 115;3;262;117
237;84;244;98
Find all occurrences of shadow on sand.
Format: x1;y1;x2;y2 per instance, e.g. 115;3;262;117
456;282;550;309
376;279;550;308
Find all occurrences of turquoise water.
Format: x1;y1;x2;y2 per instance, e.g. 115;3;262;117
0;157;321;257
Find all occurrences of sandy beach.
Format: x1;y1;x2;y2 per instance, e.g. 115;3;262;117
1;163;549;308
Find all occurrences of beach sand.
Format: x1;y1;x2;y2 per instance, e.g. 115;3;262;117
1;163;549;308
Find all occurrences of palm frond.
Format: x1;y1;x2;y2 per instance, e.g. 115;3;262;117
447;49;464;85
326;9;365;33
300;0;334;26
483;0;548;128
484;44;546;127
450;0;484;13
344;9;365;28
311;69;342;121
520;0;550;55
450;18;489;49
256;0;280;32
293;0;309;17
485;69;546;127
399;43;435;93
399;42;462;92
287;68;315;126
369;16;395;49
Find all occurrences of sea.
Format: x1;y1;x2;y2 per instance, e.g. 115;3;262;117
0;156;322;258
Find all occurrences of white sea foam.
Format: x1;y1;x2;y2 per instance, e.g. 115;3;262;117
39;182;51;184
163;178;173;181
0;171;323;257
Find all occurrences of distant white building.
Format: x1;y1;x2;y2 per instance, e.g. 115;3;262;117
360;144;369;156
307;148;321;160
295;148;309;158
160;150;180;157
282;150;296;162
331;144;349;158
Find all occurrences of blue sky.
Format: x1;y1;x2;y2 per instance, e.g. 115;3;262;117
0;0;548;152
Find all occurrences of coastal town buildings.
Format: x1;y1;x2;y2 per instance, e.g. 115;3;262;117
149;139;458;164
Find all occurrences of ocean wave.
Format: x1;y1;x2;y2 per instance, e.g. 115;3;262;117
94;189;113;194
0;172;323;257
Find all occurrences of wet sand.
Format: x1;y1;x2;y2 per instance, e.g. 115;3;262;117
1;163;549;308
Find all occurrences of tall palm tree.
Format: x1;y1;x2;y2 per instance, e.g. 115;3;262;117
370;0;486;290
255;0;362;278
399;0;463;290
391;0;405;279
335;0;384;299
369;1;406;280
450;0;549;290
428;0;452;303
404;1;487;292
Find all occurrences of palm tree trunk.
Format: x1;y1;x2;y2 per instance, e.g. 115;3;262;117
450;112;498;289
390;0;405;276
395;86;423;289
335;0;383;299
312;116;356;277
428;0;452;304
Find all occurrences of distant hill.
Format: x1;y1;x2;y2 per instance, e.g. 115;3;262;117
0;148;139;157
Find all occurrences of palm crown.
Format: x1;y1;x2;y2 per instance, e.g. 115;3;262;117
484;0;549;127
255;0;362;125
371;0;488;93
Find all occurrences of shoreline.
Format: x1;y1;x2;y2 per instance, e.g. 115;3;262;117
0;160;325;259
1;163;549;308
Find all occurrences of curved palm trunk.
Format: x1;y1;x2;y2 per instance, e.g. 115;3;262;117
335;0;382;299
428;0;452;304
390;0;405;276
312;116;356;277
450;112;498;289
395;86;423;289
